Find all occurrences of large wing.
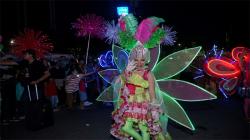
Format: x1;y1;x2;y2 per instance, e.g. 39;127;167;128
98;69;120;84
96;86;116;102
153;46;202;80
112;44;129;72
148;44;161;70
157;79;217;101
160;90;195;131
96;76;123;102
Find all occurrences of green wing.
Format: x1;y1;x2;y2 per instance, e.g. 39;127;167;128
153;46;202;80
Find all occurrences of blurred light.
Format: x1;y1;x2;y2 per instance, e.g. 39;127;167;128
117;6;129;16
177;43;181;46
10;39;15;45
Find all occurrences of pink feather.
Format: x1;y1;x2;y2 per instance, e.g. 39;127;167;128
119;18;126;31
135;18;153;44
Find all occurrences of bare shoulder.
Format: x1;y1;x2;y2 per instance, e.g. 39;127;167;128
147;71;155;80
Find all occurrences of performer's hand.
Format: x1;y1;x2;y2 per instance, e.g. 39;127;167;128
126;60;136;72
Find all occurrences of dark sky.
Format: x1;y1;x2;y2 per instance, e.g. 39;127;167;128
0;0;249;54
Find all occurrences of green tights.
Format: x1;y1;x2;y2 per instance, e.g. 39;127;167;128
121;119;150;140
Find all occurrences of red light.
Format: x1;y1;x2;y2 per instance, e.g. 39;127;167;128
204;58;241;78
231;47;248;61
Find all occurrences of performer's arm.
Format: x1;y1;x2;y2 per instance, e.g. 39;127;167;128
148;72;156;102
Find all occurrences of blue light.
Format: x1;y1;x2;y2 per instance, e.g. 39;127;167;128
117;6;129;16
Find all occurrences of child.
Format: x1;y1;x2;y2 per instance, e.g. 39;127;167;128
44;77;59;112
65;67;94;110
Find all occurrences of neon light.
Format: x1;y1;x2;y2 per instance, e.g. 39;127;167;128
206;59;240;78
98;50;117;68
218;50;223;58
161;91;195;131
231;47;245;61
117;7;129;16
151;44;161;71
157;79;217;102
193;75;204;80
213;44;217;56
154;46;202;80
98;69;119;84
219;85;229;98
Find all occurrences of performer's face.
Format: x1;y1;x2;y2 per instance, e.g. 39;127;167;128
134;57;145;69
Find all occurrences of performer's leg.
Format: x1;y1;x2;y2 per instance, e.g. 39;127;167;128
121;119;142;140
155;132;171;140
138;123;150;140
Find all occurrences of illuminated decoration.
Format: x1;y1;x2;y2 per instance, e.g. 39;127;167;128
72;14;106;65
97;14;216;134
204;58;241;78
97;44;217;131
98;51;114;68
153;47;202;80
98;49;129;69
162;26;177;46
204;46;250;96
112;44;129;72
11;28;53;58
104;20;119;45
204;44;224;59
117;6;129;16
231;46;247;61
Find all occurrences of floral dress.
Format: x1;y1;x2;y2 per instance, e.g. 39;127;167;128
111;70;165;139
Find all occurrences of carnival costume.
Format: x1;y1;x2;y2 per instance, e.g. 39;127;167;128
97;14;217;140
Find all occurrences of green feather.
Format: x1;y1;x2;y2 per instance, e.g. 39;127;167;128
148;17;165;26
123;14;138;36
144;28;166;49
118;31;137;51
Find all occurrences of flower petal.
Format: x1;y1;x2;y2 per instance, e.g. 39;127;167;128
96;86;118;102
112;44;129;72
153;46;202;80
158;79;217;101
98;69;120;84
160;90;195;131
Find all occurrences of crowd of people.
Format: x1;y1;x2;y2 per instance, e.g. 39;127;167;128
0;49;107;130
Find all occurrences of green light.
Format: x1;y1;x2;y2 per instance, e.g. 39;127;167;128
112;44;127;72
153;46;202;80
160;90;195;131
96;86;118;102
157;79;217;102
98;69;119;84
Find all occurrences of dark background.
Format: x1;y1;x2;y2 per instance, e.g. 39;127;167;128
0;0;249;56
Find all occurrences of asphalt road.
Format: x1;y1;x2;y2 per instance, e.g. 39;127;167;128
1;97;249;140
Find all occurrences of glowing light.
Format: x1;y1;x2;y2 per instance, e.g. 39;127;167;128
193;75;204;80
154;46;202;81
117;7;129;16
160;90;195;131
10;39;15;45
98;51;115;68
231;47;246;61
218;86;229;98
205;58;241;78
157;79;217;102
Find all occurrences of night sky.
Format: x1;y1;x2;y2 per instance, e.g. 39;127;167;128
0;0;249;56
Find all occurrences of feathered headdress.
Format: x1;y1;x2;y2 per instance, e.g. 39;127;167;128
117;14;176;50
